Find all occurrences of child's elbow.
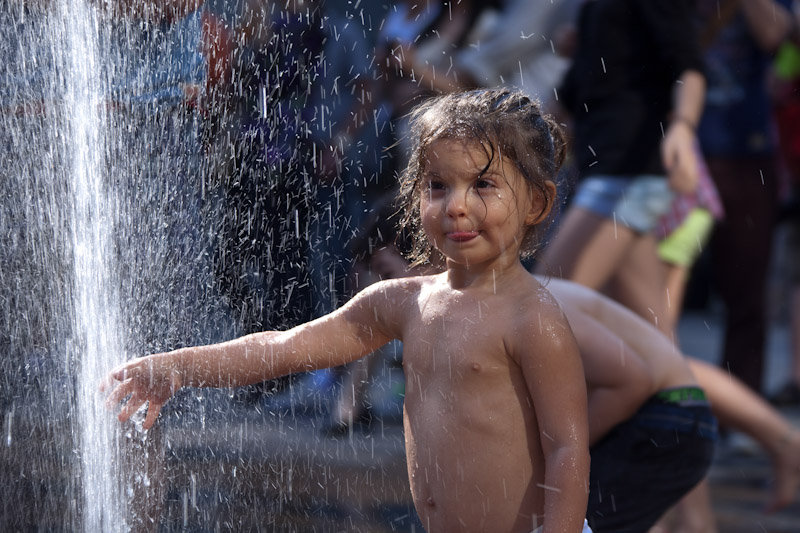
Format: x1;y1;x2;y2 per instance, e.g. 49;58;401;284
550;442;591;481
546;433;591;467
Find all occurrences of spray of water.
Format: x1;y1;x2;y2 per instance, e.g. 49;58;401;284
1;2;412;529
62;0;126;529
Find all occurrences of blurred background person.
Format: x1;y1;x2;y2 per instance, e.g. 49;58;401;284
694;0;794;397
535;0;705;336
454;0;582;110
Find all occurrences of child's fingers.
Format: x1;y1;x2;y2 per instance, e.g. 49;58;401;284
98;363;130;392
117;391;145;423
111;359;147;382
104;379;134;408
111;364;132;382
98;373;115;393
143;401;162;430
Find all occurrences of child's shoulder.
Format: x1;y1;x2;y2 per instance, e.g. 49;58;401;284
533;275;598;311
504;273;575;357
516;272;567;315
341;276;437;337
354;273;441;304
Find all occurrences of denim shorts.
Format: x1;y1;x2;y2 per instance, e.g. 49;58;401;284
571;175;675;233
587;390;717;533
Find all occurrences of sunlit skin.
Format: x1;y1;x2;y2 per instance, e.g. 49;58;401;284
547;278;800;515
102;138;589;533
538;277;697;444
347;238;800;519
420;138;554;280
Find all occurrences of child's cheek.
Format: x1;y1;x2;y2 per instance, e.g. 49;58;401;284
419;198;438;222
419;206;442;246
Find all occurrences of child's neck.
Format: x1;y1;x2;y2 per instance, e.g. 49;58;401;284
444;257;528;292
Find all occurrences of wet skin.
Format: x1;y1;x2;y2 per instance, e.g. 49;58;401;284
104;137;589;532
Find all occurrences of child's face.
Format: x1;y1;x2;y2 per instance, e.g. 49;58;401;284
419;137;551;269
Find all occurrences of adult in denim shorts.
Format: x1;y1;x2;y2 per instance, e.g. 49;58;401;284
536;0;705;332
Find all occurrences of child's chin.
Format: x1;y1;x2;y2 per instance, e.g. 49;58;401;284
443;252;480;266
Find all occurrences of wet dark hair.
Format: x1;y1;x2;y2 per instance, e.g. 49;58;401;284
397;87;566;266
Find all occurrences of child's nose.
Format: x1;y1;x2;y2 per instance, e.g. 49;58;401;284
445;190;469;217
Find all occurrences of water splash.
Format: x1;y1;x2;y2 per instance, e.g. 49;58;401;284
61;0;127;530
1;2;410;529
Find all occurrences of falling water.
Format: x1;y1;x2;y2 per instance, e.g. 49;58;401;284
2;1;412;530
61;0;127;530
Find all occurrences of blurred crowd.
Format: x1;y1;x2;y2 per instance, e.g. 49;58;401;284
185;0;800;411
5;0;800;530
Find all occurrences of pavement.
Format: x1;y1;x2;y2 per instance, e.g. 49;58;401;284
678;309;800;533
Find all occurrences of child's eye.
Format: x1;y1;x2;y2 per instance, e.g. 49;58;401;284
475;178;494;190
428;180;445;191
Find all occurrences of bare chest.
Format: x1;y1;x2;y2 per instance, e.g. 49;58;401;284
401;295;516;388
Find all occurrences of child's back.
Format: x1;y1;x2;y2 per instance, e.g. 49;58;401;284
542;277;716;532
545;277;695;401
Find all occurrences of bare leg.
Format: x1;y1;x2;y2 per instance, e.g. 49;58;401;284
650;357;800;532
689;358;800;512
648;482;717;533
666;482;717;533
536;207;637;288
604;235;671;335
662;264;691;336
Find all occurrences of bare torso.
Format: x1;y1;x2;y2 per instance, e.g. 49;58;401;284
544;277;697;393
396;274;549;532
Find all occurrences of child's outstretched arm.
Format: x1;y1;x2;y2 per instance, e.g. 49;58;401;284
103;280;405;429
511;296;590;533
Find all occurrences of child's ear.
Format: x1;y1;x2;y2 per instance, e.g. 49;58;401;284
525;180;557;226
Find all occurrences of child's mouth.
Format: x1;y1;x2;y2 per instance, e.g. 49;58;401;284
447;231;479;242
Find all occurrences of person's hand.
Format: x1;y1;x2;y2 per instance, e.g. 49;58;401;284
662;119;699;195
101;353;184;430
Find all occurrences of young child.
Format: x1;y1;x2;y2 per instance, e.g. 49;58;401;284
337;225;800;530
332;193;800;529
541;277;717;532
103;88;592;533
547;278;800;530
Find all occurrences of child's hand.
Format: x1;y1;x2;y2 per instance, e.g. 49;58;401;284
101;353;184;430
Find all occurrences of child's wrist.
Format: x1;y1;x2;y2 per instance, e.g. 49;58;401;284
168;348;191;384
